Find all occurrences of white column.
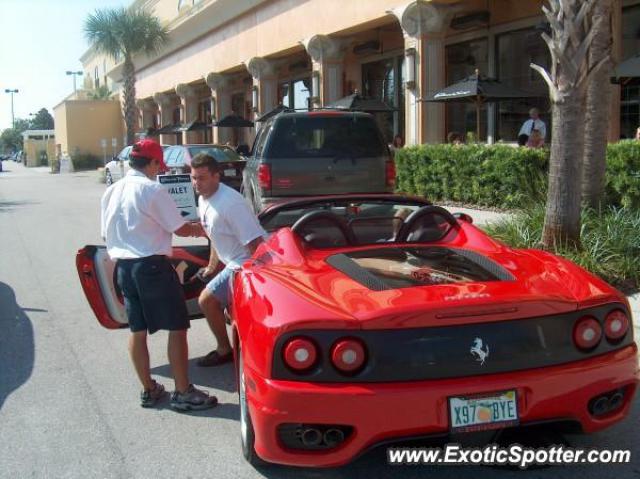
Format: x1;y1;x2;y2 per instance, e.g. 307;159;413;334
206;72;232;144
245;57;277;119
153;92;176;145
136;99;158;137
176;83;199;144
391;1;460;145
302;35;344;107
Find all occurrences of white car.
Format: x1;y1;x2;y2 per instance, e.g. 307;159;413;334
104;146;132;185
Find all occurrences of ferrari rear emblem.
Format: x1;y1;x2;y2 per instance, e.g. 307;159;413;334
470;338;489;365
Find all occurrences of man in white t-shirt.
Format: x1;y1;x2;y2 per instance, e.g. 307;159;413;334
101;139;217;411
190;153;266;367
518;108;547;146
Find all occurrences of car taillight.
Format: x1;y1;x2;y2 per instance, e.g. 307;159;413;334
331;338;366;374
283;337;317;371
573;316;602;350
604;310;629;341
258;163;271;189
385;160;396;187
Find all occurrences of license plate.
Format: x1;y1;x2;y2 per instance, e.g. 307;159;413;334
449;390;518;433
224;168;236;176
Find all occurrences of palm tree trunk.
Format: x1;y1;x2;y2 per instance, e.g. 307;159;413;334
582;0;613;209
542;97;585;247
122;56;137;146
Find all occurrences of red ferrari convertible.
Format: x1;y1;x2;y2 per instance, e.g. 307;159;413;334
77;194;638;467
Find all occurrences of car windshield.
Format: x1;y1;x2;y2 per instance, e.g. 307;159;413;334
188;146;241;163
266;116;388;159
327;247;508;290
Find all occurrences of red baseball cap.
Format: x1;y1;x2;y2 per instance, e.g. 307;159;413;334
131;139;167;172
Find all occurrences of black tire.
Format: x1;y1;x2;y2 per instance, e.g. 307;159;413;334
238;349;269;467
105;169;113;186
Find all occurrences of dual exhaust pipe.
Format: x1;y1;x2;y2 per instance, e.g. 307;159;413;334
300;427;345;448
589;389;625;417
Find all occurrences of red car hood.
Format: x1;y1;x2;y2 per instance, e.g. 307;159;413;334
258;246;623;331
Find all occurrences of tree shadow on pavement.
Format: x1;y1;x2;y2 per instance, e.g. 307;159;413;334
0;282;40;410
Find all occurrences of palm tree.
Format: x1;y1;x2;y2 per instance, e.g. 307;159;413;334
531;0;604;248
85;7;168;145
88;85;113;100
582;0;615;208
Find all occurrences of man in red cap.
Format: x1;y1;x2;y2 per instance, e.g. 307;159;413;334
101;138;217;411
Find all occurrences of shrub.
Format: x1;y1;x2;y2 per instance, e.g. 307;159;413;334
485;204;640;292
395;144;548;208
395;142;640;209
605;140;640;209
71;153;103;171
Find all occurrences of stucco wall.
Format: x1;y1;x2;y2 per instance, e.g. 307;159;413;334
132;0;547;98
24;139;56;168
54;100;124;159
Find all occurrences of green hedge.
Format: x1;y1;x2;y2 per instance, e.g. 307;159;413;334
605;140;640;209
71;153;103;171
395;141;640;209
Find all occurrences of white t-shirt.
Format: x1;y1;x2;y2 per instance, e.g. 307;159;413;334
198;183;266;269
101;169;185;259
518;118;547;140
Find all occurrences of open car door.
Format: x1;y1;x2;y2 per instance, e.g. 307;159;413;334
76;244;211;329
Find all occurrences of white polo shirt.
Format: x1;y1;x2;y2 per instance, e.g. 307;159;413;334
101;169;185;259
518;118;547;140
198;183;266;270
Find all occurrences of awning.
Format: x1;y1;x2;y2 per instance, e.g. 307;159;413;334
180;120;212;131
325;93;396;112
156;124;182;134
256;105;292;122
612;54;640;83
214;115;254;128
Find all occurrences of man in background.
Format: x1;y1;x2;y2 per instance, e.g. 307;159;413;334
518;108;547;146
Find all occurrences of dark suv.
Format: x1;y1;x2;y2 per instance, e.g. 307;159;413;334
242;111;395;212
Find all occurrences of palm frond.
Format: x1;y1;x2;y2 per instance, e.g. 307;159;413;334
84;8;123;61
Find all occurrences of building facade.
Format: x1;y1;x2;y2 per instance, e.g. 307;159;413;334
53;96;125;161
79;0;640;147
21;130;56;167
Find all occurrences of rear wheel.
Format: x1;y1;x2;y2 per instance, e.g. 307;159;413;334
238;348;268;467
105;169;113;186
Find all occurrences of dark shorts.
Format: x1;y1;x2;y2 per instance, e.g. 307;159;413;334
116;255;190;335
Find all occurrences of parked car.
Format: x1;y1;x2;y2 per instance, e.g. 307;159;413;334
105;145;174;185
104;146;132;185
242;110;396;213
77;193;638;468
164;144;246;191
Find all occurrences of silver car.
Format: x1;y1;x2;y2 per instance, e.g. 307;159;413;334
104;146;132;185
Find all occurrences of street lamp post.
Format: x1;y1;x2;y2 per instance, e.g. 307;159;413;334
66;70;83;93
4;89;19;128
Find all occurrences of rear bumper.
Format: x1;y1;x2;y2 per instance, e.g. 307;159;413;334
246;344;639;467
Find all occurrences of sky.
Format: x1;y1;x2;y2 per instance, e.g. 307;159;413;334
0;0;129;131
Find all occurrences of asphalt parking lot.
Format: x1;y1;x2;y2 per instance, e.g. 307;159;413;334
0;162;638;479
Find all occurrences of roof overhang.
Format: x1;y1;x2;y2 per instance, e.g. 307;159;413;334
105;0;269;83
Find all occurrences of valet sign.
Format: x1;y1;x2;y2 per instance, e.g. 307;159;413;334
157;174;198;221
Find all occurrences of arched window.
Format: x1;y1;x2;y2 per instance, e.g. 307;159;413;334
94;66;100;89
